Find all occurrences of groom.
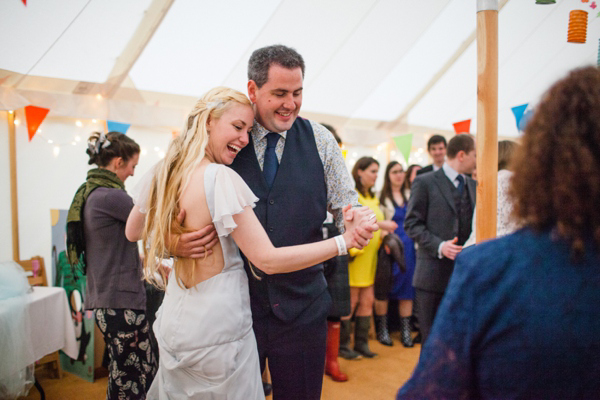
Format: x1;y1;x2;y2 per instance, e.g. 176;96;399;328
174;45;374;399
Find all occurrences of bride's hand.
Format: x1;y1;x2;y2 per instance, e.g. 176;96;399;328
342;205;378;250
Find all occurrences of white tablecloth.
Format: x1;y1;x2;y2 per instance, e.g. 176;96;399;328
0;286;79;375
26;286;78;364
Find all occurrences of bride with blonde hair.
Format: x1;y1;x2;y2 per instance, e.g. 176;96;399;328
126;86;375;399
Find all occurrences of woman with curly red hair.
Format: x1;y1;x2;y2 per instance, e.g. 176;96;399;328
398;66;600;398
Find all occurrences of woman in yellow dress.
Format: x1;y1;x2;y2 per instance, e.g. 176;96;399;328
339;157;397;359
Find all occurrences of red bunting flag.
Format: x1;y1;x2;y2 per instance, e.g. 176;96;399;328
25;105;50;141
452;119;471;134
22;0;27;5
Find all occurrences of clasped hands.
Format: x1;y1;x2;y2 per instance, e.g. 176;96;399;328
341;205;379;250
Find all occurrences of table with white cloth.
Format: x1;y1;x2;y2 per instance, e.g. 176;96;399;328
0;286;78;398
26;286;79;362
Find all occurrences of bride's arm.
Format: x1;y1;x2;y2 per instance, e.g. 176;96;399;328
230;205;374;275
126;205;145;242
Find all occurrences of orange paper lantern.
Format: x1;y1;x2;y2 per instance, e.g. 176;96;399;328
568;10;588;43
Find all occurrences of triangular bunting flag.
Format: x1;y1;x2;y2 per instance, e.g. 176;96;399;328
452;119;471;134
22;0;27;5
511;104;528;130
107;120;131;134
392;134;413;164
25;105;50;141
519;108;534;132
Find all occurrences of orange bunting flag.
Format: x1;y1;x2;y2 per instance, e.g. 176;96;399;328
25;105;50;141
452;119;471;134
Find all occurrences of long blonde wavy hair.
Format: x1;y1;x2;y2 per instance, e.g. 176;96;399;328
142;87;252;289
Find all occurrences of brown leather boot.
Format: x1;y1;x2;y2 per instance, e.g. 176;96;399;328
325;321;348;382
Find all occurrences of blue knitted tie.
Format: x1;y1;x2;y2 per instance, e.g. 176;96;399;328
263;132;280;188
456;174;465;195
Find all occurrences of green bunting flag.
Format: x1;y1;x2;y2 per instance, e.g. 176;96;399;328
392;134;413;164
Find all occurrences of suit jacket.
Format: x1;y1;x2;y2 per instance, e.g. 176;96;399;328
404;168;476;293
416;164;434;175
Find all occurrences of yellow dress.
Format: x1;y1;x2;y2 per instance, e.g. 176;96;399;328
348;192;384;287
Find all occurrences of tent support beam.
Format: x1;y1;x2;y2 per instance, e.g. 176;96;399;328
7;111;20;261
102;0;175;99
476;0;499;243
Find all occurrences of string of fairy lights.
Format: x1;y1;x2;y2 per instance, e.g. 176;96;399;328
11;114;170;160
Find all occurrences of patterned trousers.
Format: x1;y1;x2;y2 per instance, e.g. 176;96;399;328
95;309;158;400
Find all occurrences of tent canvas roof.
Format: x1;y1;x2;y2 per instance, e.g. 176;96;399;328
1;0;598;138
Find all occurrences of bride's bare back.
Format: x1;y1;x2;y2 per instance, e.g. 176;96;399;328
178;160;225;288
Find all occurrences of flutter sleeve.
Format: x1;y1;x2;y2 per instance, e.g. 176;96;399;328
210;165;259;237
130;162;160;214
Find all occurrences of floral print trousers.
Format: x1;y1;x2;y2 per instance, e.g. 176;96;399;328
95;309;158;400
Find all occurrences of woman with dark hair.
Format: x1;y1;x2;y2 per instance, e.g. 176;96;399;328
403;164;421;198
398;66;600;398
377;161;417;347
340;157;397;359
67;131;157;399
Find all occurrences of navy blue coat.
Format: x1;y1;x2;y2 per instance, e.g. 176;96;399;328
398;228;600;399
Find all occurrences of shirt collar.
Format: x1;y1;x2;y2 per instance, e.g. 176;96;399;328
442;162;462;182
251;120;288;142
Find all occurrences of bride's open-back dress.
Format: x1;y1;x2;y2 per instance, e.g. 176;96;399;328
146;163;264;399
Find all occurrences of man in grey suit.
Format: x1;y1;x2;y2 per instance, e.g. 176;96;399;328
404;134;477;345
417;134;447;176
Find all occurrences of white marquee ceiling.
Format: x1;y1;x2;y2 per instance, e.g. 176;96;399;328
1;0;598;138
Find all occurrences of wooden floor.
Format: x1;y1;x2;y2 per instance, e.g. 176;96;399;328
22;333;419;400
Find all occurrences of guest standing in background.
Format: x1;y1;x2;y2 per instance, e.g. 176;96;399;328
404;134;477;346
464;140;520;247
404;164;422;197
377;161;418;347
67;132;157;400
417;135;446;176
320;123;351;382
398;65;600;399
340;157;397;359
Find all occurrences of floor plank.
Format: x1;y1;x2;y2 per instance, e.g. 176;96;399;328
22;335;418;399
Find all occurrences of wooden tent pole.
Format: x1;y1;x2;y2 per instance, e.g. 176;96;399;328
476;0;499;243
7;111;20;261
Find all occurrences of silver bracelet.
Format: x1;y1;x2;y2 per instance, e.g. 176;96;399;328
334;235;348;256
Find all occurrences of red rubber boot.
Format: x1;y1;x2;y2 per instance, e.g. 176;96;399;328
325;321;349;382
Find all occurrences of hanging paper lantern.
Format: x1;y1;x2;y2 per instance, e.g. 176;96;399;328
535;0;556;4
567;10;588;43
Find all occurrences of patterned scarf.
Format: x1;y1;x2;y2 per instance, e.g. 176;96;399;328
66;168;124;273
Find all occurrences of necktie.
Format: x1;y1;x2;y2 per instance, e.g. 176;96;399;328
456;174;465;196
263;132;280;188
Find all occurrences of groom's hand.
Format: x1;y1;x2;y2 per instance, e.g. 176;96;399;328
169;209;219;258
343;205;377;249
